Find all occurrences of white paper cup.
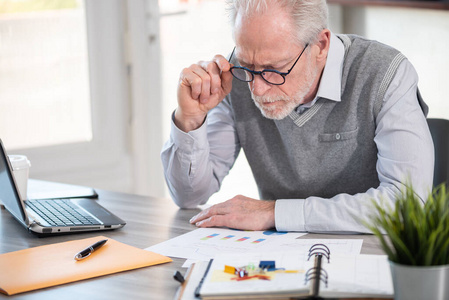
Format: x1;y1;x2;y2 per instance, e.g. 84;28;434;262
8;155;31;200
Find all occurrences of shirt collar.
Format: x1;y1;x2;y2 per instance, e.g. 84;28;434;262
314;32;344;103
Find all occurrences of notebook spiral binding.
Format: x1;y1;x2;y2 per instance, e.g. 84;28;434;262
307;243;330;263
305;244;330;288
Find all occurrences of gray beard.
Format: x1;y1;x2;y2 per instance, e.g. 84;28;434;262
251;59;318;120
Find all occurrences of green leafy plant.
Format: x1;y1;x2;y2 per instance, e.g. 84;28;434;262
366;184;449;266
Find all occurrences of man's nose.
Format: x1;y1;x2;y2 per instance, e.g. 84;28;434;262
250;75;271;96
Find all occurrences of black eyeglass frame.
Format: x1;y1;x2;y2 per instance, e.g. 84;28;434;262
228;43;309;86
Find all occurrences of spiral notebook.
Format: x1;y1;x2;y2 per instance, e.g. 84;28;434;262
193;244;394;299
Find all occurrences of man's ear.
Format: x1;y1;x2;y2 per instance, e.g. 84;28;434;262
314;29;331;63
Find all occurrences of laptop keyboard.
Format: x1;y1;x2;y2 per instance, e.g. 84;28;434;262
26;199;101;227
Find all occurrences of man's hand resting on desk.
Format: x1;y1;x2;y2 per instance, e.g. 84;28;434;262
189;195;276;231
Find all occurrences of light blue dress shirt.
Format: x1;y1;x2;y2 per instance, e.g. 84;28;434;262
161;33;434;233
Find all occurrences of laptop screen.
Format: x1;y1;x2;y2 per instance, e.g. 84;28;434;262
0;140;27;224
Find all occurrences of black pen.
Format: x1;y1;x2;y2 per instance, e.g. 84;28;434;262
194;259;213;297
74;239;108;261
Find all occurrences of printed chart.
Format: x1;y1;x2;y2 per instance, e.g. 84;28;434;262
145;228;363;266
200;232;267;244
146;228;306;263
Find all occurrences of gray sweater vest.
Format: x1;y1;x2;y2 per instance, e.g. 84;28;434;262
224;34;426;200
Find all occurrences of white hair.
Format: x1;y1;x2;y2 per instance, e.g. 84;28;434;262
226;0;329;46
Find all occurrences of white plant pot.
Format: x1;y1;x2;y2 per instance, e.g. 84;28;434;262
389;261;449;300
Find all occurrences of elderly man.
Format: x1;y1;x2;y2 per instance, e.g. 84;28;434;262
161;0;434;233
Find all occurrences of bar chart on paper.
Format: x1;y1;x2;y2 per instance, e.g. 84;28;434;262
201;233;266;245
196;230;293;246
201;233;220;240
196;230;276;247
146;228;364;267
145;228;306;263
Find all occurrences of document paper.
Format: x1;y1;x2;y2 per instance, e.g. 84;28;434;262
146;228;363;265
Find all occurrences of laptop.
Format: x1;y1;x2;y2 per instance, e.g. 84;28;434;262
0;139;126;236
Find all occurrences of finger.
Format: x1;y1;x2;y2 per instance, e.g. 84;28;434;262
195;215;232;228
212;55;233;96
212;55;232;95
212;55;232;73
189;203;228;224
200;60;222;95
189;211;203;224
190;64;212;103
189;207;212;224
180;66;205;100
221;70;233;95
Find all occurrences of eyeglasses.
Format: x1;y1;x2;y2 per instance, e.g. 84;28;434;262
228;44;309;85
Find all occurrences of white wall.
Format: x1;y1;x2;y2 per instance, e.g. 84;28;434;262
331;5;449;119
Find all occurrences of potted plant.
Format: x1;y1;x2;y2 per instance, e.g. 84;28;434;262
365;183;449;300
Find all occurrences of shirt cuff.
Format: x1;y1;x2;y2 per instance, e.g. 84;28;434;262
275;199;306;232
170;111;209;153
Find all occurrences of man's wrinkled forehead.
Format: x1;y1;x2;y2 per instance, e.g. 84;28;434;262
233;6;299;67
234;47;294;69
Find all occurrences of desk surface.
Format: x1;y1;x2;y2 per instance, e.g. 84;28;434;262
0;187;385;300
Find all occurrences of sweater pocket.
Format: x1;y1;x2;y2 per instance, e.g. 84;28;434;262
318;127;359;142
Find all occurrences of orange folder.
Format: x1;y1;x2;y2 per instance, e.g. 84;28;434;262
0;236;172;295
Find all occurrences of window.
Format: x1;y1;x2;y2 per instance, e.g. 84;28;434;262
0;1;134;195
0;0;92;150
